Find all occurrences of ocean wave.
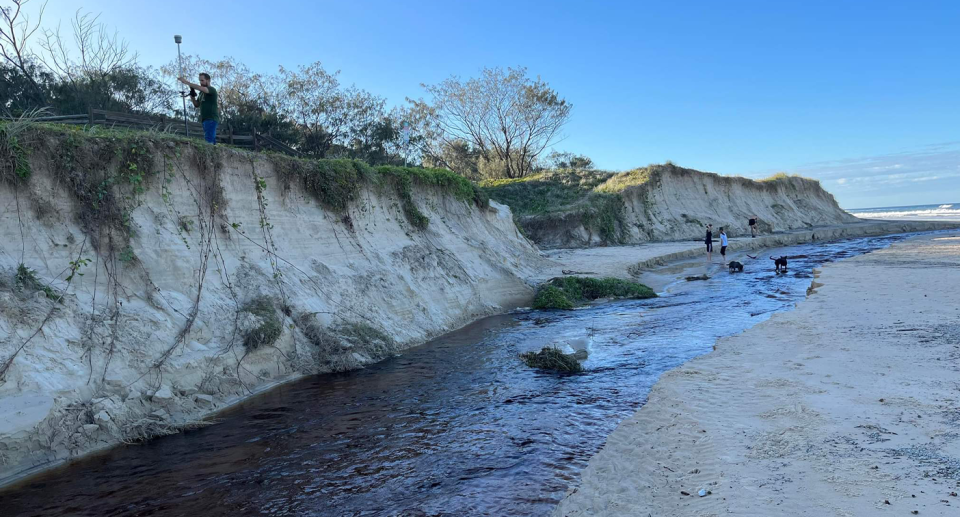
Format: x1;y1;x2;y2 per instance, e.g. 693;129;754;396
852;206;960;220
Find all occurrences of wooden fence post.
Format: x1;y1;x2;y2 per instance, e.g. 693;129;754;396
87;107;94;126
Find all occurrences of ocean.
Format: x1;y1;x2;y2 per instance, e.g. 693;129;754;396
846;202;960;221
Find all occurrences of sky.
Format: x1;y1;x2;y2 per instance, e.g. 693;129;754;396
19;0;960;208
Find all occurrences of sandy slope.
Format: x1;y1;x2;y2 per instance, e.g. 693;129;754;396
521;167;860;248
555;232;960;516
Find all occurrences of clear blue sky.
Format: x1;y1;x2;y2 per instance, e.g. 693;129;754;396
29;0;960;208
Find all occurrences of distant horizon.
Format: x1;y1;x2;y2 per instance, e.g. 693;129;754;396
843;200;957;211
15;0;960;208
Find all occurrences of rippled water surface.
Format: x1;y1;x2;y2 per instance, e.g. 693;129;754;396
0;234;916;516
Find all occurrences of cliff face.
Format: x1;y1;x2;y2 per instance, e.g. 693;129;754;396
489;166;858;249
0;128;543;484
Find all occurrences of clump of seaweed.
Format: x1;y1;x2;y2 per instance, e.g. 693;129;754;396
519;347;584;373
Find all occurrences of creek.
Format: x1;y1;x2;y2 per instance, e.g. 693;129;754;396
0;233;915;516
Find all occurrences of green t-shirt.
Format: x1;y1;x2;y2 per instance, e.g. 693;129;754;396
198;86;219;122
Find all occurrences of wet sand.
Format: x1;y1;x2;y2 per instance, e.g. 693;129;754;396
555;232;960;516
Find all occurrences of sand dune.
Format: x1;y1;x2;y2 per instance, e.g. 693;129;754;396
555;232;960;516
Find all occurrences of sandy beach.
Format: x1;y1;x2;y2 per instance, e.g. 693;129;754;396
555;232;960;516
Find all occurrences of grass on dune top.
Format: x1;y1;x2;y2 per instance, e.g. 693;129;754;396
480;165;816;217
3;123;488;232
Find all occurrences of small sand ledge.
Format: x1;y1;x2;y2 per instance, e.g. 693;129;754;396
555;232;960;516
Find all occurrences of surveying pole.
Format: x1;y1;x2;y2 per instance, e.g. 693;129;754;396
174;35;189;137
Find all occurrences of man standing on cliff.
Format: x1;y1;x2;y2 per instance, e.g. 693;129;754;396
178;73;219;144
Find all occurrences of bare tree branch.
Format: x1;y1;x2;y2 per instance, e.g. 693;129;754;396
412;67;571;178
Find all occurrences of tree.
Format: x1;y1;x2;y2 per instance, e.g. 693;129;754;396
410;66;572;179
547;150;594;170
422;139;481;179
0;61;51;113
1;5;171;116
278;62;350;157
275;62;402;161
0;4;406;166
0;0;47;102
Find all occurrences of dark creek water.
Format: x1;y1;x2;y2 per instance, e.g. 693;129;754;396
0;234;916;516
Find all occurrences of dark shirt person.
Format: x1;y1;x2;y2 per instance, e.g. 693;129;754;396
749;216;758;238
705;224;713;262
178;73;219;144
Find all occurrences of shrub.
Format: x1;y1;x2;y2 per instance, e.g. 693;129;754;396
14;264;60;301
533;276;656;310
532;285;575;310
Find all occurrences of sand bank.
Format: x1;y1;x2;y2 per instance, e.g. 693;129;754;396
555;232;960;516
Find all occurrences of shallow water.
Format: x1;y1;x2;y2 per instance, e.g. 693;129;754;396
0;234;916;516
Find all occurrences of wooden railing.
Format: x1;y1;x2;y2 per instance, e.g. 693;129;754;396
23;109;301;157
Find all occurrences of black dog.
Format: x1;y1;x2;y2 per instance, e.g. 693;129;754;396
728;261;744;272
771;256;788;272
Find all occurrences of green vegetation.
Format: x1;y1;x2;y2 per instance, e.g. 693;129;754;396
532;285;575;310
532;276;656;310
481;169;634;244
593;167;658;193
519;347;584;373
14;124;487;238
270;151;487;230
0;112;52;184
14;264;60;301
0;124;32;183
334;321;396;355
295;312;397;372
242;296;283;351
480;170;611;216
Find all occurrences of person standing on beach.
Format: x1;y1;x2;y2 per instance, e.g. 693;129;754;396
178;73;219;144
705;224;714;262
749;215;759;238
719;227;728;265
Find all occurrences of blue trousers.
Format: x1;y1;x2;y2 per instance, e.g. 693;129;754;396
202;120;218;144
